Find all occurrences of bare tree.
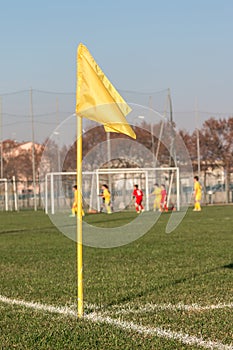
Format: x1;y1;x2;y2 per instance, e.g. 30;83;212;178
201;117;233;202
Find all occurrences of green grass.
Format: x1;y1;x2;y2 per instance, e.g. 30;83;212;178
0;207;233;349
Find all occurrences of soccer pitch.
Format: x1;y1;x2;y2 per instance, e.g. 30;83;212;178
0;207;232;350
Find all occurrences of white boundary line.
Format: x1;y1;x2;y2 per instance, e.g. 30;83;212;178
106;301;233;315
0;295;232;350
87;313;233;350
0;295;76;317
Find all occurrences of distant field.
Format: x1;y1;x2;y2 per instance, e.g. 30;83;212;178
0;207;232;350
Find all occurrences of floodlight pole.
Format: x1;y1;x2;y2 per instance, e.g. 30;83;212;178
55;98;62;203
168;88;176;168
195;99;201;177
148;96;155;167
56;98;61;172
154;93;169;169
167;89;177;201
0;96;3;178
30;88;37;211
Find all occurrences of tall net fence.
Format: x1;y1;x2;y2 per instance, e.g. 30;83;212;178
0;88;172;210
0;178;43;211
0;89;232;210
0;88;169;144
0;89;75;144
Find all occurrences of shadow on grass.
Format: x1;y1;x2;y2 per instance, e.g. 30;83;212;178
81;212;145;230
107;263;232;307
223;262;233;269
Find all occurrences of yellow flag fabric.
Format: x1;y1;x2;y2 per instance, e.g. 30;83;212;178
76;43;136;139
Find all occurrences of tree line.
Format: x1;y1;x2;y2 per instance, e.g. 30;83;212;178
1;116;233;199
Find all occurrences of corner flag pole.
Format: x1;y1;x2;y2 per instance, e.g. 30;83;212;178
75;43;136;318
77;114;84;318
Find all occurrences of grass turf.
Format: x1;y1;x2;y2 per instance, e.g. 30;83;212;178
0;206;232;349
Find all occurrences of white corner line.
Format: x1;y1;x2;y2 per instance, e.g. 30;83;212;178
0;295;232;350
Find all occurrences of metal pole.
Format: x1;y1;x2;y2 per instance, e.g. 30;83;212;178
154;90;169;168
55;98;62;208
106;132;112;193
177;167;180;211
166;89;176;200
12;175;18;211
56;98;61;172
45;173;48;214
148;96;155;167
145;170;149;211
30;88;37;211
195;99;201;177
167;171;174;208
96;170;100;212
196;128;201;177
3;179;8;211
51;173;54;215
76;115;84;318
168;88;176;167
0;97;3;178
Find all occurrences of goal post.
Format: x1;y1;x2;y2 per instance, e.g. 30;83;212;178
44;167;180;214
0;178;9;211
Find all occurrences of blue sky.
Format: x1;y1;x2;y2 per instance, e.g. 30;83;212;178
1;0;233;133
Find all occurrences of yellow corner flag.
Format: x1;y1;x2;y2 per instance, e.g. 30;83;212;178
76;43;136;139
75;43;135;318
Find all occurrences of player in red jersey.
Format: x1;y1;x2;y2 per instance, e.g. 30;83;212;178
160;184;168;212
132;184;144;213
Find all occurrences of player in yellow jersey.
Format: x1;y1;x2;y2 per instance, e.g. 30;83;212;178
70;185;84;217
193;176;202;211
151;183;162;211
101;184;112;214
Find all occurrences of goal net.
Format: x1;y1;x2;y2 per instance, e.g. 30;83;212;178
43;167;180;214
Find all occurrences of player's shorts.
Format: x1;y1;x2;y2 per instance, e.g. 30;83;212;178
135;198;143;205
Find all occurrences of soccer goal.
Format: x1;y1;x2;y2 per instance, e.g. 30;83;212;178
93;167;180;212
0;178;9;211
44;167;180;214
